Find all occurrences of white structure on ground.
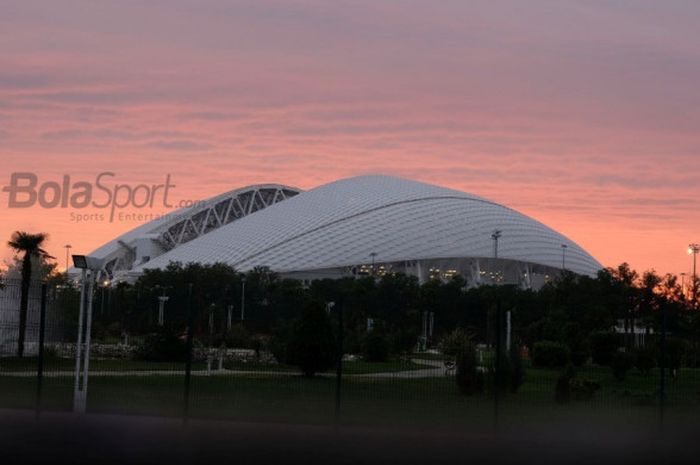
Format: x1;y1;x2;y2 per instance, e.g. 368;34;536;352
83;175;602;288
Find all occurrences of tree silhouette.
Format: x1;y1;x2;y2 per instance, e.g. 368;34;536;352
7;231;53;357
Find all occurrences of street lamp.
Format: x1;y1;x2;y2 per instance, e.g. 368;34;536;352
157;293;170;326
491;230;502;259
64;244;72;271
561;244;568;270
71;254;102;413
369;252;378;276
100;279;110;316
689;244;700;306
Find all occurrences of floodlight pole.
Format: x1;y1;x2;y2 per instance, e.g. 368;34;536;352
561;244;568;270
73;269;95;413
491;230;502;259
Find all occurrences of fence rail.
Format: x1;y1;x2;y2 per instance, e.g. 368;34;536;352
0;278;698;432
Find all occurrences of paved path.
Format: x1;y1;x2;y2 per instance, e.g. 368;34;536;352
0;359;448;379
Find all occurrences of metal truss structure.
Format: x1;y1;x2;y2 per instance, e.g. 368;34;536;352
94;184;301;281
157;185;301;250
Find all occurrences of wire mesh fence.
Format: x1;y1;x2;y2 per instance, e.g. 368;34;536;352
1;277;698;432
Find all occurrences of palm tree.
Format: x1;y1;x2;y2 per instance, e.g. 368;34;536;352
7;231;53;357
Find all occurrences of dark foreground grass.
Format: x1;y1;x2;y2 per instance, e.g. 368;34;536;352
1;357;429;374
1;365;698;430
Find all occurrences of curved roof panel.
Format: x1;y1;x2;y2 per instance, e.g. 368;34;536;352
133;175;602;276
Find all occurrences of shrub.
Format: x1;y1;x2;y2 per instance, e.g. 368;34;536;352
135;329;187;362
532;341;571;368
287;301;336;377
488;351;512;396
455;342;483;395
362;330;390;362
590;331;619;366
389;328;418;355
509;344;525;393
268;323;293;364
634;348;656;376
221;324;252;349
569;339;590;367
555;365;575;404
611;351;635;381
439;328;474;357
659;338;687;374
555;365;599;403
571;379;600;401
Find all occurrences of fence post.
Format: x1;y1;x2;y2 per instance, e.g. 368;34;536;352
659;302;666;429
334;301;344;429
35;283;47;420
183;283;195;424
493;298;502;433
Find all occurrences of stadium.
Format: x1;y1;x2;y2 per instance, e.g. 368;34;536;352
84;175;602;288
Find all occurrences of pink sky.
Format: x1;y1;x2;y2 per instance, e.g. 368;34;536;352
1;0;699;276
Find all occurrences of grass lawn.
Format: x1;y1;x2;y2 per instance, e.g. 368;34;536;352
0;357;206;372
1;363;698;429
0;356;431;375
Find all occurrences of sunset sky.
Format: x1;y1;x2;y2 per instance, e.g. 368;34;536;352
1;0;699;276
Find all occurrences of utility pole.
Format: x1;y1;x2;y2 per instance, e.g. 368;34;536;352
561;244;568;270
491;230;502;259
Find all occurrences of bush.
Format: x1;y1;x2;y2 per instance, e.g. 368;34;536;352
510;344;525;393
439;329;473;357
135;329;187;362
221;324;252;349
571;379;600;401
455;342;483;395
590;331;619;366
362;330;390;362
569;339;590;367
532;341;571;368
268;323;293;364
634;348;656;376
389;328;418;355
611;351;635;381
488;352;512;396
659;337;687;374
555;365;575;404
287;301;336;377
555;365;599;403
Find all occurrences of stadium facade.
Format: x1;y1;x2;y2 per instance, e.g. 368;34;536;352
83;175;602;288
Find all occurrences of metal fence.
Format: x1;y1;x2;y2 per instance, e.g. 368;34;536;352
1;278;698;433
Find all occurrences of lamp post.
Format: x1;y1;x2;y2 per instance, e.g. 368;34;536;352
64;244;72;271
157;295;169;326
689;244;700;307
100;280;110;316
491;230;502;259
561;244;568;270
369;252;378;276
71;254;102;413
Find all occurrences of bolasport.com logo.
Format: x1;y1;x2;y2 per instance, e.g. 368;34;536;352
2;172;202;223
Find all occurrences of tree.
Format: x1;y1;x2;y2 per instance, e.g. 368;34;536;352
287;300;336;377
7;231;53;357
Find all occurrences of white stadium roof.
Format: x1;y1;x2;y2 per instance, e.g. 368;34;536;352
95;175;601;280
